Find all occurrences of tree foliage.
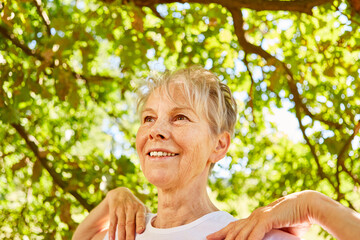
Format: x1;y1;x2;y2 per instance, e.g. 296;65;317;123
1;0;360;239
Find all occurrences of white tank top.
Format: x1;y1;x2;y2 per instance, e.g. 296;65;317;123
104;211;300;240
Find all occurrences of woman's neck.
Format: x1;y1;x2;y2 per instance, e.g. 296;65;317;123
153;172;219;228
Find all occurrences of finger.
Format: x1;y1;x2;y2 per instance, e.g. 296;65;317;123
135;208;147;234
225;227;243;240
109;212;118;240
246;224;267;240
232;220;257;240
116;210;126;240
225;221;247;240
125;207;136;240
207;222;234;240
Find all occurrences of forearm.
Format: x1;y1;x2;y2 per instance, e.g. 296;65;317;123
72;198;110;240
310;191;360;240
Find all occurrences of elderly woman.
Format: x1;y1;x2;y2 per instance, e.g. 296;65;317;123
73;67;360;240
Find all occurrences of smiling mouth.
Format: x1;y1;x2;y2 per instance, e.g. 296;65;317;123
148;151;179;157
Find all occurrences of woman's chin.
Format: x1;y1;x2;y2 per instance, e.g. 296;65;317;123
145;171;175;188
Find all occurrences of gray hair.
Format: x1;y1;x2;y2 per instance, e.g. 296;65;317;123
137;66;237;137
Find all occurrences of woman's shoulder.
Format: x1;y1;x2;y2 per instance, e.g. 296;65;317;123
145;213;156;223
194;211;237;233
206;211;237;223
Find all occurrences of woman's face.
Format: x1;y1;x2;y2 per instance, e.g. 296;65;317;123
136;83;217;190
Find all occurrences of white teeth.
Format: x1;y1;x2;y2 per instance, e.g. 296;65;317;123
149;151;176;157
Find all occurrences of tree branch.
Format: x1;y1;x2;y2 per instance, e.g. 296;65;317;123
114;0;333;14
243;53;256;124
336;121;360;190
228;7;276;62
344;198;357;211
0;150;16;159
295;92;342;129
0;24;116;86
230;6;343;130
293;100;337;189
227;6;338;189
33;0;51;36
285;64;338;190
338;121;360;165
149;4;165;19
341;161;360;186
11;123;95;211
335;159;341;201
0;25;43;60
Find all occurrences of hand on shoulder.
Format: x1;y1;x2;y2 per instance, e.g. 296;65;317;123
106;187;149;240
207;190;360;240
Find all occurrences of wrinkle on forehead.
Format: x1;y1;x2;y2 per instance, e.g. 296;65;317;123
146;81;194;111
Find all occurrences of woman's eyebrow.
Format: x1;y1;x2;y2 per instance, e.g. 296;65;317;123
141;108;154;114
171;107;194;113
170;107;199;118
142;107;198;117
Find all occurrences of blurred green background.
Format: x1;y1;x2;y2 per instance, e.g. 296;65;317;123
1;0;360;239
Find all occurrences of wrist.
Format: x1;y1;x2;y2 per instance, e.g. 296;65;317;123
106;187;125;201
298;190;321;225
303;190;332;226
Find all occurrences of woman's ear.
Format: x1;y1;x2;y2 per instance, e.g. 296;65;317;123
210;131;231;163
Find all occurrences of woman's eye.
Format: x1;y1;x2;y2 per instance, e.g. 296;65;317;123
175;115;189;121
144;116;154;122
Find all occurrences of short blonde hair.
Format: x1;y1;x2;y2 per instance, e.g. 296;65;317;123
137;66;237;136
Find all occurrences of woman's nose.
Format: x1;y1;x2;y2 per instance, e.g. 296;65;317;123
149;119;170;140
